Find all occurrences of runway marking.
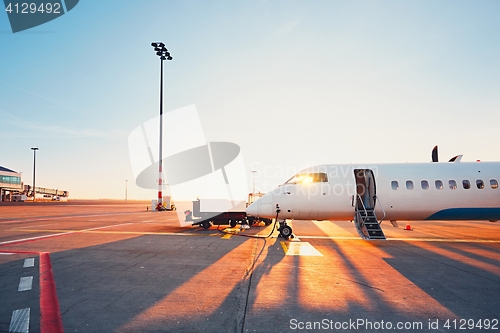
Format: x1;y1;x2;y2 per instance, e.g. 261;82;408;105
16;223;57;229
83;223;133;232
39;252;63;333
0;222;134;246
387;237;500;243
298;236;500;243
4;227;499;243
280;241;323;256
9;308;30;333
0;231;75;246
23;258;35;268
18;276;33;291
0;211;148;224
2;227;205;238
218;227;245;239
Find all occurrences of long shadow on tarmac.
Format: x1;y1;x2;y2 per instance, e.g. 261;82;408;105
48;233;257;333
241;222;500;332
4;220;499;333
383;241;500;320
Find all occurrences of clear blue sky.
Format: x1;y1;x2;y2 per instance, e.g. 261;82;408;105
1;1;499;199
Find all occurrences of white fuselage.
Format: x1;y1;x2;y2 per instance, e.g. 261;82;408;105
246;162;500;222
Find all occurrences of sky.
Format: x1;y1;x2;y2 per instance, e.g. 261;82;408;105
1;0;499;200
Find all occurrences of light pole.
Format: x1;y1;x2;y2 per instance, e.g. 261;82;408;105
31;147;39;200
251;170;257;194
151;42;173;208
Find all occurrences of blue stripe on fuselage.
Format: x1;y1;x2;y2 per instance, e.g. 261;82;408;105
425;208;500;220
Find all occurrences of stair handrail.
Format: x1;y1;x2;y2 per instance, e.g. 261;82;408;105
356;194;368;224
373;195;386;224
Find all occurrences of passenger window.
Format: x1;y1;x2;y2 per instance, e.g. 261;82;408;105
421;180;429;190
490;179;498;189
449;180;457;190
476;179;484;189
406;180;414;190
391;181;399;190
462;180;470;189
435;180;443;190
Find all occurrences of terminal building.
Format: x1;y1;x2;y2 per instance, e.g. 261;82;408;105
0;166;23;201
1;165;69;201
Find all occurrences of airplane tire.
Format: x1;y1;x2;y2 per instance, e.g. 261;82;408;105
229;220;237;228
202;221;211;229
280;226;292;239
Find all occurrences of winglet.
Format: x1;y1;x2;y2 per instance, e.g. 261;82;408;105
449;154;463;163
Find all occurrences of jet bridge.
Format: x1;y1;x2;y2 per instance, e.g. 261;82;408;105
25;185;69;200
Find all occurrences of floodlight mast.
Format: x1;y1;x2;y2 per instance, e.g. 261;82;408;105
31;147;39;200
151;42;173;209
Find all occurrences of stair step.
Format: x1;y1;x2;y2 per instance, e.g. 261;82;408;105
355;208;386;240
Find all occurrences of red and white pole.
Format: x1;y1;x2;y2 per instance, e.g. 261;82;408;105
151;42;172;210
157;57;164;209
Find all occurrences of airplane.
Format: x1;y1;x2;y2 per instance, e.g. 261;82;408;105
245;147;500;240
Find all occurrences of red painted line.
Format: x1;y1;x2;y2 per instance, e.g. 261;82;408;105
0;250;65;332
39;252;64;333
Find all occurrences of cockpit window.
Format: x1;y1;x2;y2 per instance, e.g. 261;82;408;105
285;172;328;184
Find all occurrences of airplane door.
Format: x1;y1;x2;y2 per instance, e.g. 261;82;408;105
354;169;376;210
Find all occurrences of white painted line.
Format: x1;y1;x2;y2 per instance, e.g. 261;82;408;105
282;242;324;256
9;308;30;333
0;211;146;224
0;231;75;246
386;237;500;243
23;258;35;268
82;222;133;232
0;252;14;255
18;276;33;292
294;235;364;240
298;235;500;243
17;223;57;229
0;222;134;246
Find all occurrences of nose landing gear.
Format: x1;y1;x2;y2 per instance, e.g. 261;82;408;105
278;221;293;240
275;204;294;240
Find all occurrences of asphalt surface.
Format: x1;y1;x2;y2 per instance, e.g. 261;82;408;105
0;200;499;333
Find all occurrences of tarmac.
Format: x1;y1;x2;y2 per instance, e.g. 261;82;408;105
0;200;499;333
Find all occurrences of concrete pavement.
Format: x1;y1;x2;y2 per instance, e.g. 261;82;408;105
0;201;499;332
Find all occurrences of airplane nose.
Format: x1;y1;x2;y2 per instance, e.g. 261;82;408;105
246;199;261;217
246;193;274;218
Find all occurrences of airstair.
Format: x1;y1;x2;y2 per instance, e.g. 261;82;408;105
354;205;386;240
353;168;386;240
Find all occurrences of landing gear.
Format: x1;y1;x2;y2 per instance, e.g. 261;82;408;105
278;221;293;240
274;204;294;240
202;220;212;229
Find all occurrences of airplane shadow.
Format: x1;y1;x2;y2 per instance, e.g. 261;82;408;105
2;220;499;333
